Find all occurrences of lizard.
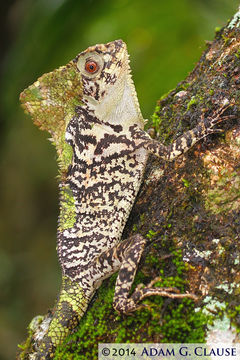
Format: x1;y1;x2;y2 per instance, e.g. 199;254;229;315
19;39;233;359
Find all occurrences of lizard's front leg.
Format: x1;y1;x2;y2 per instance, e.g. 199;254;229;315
131;107;234;160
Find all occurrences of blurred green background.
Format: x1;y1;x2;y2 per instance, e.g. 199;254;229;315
0;0;238;359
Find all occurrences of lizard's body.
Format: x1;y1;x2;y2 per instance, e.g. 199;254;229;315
59;95;147;285
20;40;230;359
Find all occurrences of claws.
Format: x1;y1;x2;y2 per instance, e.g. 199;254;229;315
135;283;145;291
138;287;198;302
207;127;224;134
207;106;237;128
128;276;198;312
133;303;152;312
147;276;162;287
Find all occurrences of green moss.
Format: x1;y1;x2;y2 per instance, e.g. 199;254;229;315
221;33;231;45
160;299;209;342
132;224;138;232
54;246;208;358
151;105;161;133
159;89;174;101
186;96;198;110
178;82;190;91
226;304;240;333
146;229;158;239
182;178;190;188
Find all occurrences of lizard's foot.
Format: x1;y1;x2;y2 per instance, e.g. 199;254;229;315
202;105;236;133
114;275;198;314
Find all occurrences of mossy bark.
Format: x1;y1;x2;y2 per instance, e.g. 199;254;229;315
19;8;240;360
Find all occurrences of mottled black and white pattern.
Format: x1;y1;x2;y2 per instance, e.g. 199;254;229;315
24;40;230;359
57;41;148;298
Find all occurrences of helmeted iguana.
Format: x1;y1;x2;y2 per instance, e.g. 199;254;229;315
20;39;232;359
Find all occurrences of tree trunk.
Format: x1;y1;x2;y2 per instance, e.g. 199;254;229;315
19;7;240;360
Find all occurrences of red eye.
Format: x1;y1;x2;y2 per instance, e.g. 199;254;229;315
85;60;99;74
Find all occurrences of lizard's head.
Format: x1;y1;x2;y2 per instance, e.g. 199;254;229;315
20;40;143;172
20;40;142;132
74;39;143;127
75;39;127;102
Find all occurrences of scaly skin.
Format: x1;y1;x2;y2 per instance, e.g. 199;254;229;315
20;40;232;359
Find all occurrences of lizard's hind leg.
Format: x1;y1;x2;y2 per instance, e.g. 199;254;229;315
112;234;197;314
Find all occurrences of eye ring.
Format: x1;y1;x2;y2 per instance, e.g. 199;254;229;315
76;52;103;76
85;60;99;74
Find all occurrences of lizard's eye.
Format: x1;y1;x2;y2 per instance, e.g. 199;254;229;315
76;52;103;77
85;60;99;74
